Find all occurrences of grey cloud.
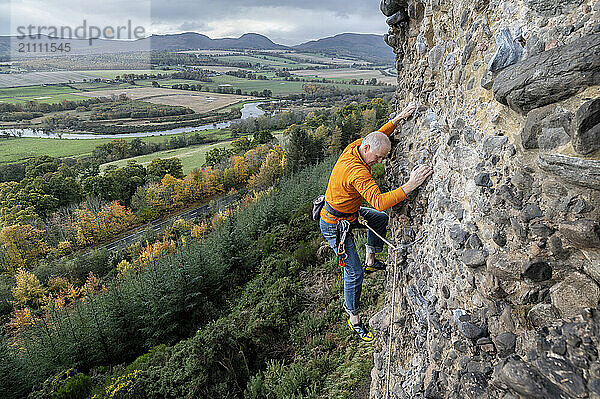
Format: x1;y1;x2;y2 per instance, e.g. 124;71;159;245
150;0;375;21
177;21;207;31
2;0;387;43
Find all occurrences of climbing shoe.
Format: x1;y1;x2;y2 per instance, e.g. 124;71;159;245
364;259;387;274
347;319;375;342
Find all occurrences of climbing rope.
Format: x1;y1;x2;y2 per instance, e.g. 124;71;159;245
356;216;399;399
385;248;398;399
358;216;427;399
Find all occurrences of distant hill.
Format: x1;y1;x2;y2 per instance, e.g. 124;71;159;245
0;32;287;56
0;32;394;63
149;32;287;50
294;33;394;63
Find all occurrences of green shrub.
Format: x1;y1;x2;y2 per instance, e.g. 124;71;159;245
28;368;91;399
0;274;15;319
245;360;319;399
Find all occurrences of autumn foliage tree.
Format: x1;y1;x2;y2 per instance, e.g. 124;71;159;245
248;146;287;192
147;157;184;180
75;201;135;246
0;224;48;271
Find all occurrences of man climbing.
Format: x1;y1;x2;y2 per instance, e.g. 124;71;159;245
319;102;432;342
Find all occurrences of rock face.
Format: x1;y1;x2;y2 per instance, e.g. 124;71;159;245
372;1;600;398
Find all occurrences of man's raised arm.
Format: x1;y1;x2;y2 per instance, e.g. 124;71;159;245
376;102;418;137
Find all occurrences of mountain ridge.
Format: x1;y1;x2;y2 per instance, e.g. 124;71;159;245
0;32;394;62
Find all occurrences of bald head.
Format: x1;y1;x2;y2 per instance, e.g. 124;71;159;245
359;131;392;167
361;131;391;153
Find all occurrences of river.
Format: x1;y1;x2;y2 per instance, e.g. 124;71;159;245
0;101;267;140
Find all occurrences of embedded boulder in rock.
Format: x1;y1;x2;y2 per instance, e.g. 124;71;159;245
522;260;552;282
528;303;560;327
380;0;408;17
525;0;585;16
495;357;572;399
539;127;571;150
550;272;600;317
487;254;521;280
493;34;600;114
386;9;409;26
521;105;572;149
559;219;600;248
488;28;523;73
572;98;600;155
538;153;600;190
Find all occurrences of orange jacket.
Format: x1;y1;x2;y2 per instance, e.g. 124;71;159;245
321;121;406;224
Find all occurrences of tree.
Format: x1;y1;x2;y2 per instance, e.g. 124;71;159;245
147;158;184;180
284;125;323;175
145;182;173;213
11;268;46;309
198;167;224;198
0;224;48;271
161;174;185;209
204;147;231;167
105;161;147;205
248;146;286;192
253;130;274;145
75;201;134;246
231;137;253;154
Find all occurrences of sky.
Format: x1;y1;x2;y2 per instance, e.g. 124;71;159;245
1;0;389;45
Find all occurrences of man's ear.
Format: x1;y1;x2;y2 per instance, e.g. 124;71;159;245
363;144;370;153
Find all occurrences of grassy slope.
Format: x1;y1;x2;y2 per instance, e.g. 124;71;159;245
100;138;232;174
100;132;283;174
0;129;230;164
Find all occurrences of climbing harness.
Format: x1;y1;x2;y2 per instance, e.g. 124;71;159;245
336;219;351;272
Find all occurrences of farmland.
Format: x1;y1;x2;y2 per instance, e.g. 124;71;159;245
100;132;284;174
289;68;398;85
0;47;396;136
286;52;369;65
200;75;387;95
214;54;323;69
0;128;230;164
0;84;87;104
100;139;233;174
71;88;255;113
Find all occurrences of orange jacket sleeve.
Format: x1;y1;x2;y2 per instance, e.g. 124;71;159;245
377;121;397;136
349;167;407;212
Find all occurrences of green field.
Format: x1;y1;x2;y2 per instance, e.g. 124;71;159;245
135;79;208;88
216;55;297;67
100;140;233;174
215;55;318;69
67;82;138;91
100;133;283;174
0;84;104;105
83;69;178;79
0;129;231;164
203;75;385;94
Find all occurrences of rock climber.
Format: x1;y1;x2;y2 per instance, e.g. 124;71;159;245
319;102;433;342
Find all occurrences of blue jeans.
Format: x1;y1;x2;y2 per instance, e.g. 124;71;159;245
319;207;389;316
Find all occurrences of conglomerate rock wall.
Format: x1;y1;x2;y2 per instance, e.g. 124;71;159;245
370;0;600;397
